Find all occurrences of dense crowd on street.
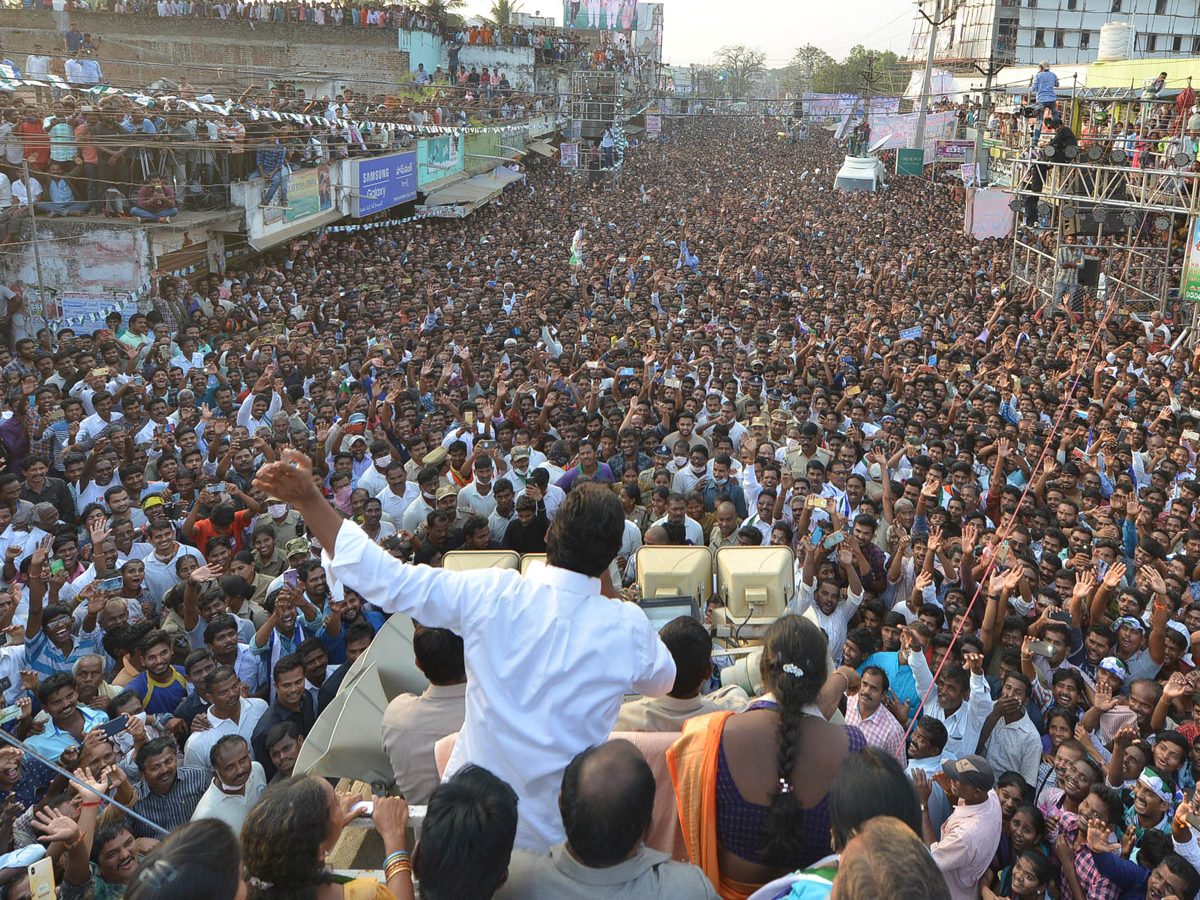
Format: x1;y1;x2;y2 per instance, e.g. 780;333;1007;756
0;106;1197;900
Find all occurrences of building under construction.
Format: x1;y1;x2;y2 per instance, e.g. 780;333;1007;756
907;0;1200;70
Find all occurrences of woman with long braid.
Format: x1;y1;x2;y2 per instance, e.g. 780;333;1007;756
668;615;867;899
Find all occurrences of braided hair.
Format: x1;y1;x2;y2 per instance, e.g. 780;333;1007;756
759;614;829;865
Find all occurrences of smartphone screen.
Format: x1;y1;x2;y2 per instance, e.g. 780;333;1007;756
101;714;129;737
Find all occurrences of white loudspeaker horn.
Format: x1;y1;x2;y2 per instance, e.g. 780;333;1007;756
336;611;430;703
295;662;395;790
441;550;521;572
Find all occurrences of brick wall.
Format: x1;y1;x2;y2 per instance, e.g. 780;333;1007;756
0;10;409;94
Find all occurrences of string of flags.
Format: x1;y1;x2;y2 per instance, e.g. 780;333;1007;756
0;63;553;139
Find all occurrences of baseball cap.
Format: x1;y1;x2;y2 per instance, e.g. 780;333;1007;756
285;538;310;557
941;754;995;791
435;486;458;501
511;446;531;460
1113;616;1145;634
1098;656;1128;679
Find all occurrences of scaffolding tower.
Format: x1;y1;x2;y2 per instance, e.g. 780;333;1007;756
1007;152;1200;325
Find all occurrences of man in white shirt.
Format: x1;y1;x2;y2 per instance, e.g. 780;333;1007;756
790;546;864;665
254;453;676;852
182;667;268;772
190;734;266;835
981;671;1041;786
649;494;703;545
908;635;995;762
376;461;419;522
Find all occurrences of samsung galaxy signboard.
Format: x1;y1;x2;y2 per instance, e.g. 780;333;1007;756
351;151;418;218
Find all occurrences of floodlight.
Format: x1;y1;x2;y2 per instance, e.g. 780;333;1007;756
713;546;795;628
441;550;520;572
635;545;714;605
1111;148;1127;165
519;553;548;574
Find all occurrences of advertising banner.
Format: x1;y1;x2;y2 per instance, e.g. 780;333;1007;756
563;0;636;31
560;143;579;167
645;114;661;135
351;151;418;218
1185;218;1200;302
284;164;333;224
936;140;974;162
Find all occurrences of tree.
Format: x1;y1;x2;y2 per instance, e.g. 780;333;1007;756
424;0;466;25
783;44;834;96
714;45;767;98
489;0;523;25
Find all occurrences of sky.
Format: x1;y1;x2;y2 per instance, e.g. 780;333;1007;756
456;0;916;67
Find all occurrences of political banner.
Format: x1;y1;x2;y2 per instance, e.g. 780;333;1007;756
563;0;635;31
57;291;139;334
967;188;1015;241
1184;218;1200;302
646;115;661;135
560;143;579;167
284;163;333;223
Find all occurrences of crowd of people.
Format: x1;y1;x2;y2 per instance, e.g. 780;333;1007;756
0;102;1196;900
0;52;558;228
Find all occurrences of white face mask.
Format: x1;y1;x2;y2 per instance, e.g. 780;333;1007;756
422;490;437;501
268;503;288;519
691;464;706;476
374;455;391;469
673;456;688;468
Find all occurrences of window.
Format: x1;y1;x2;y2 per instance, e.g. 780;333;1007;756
1174;35;1183;51
1067;0;1076;8
1193;34;1200;52
1034;28;1045;46
1155;0;1167;13
1080;30;1091;49
1146;33;1158;51
1054;29;1065;46
1111;0;1121;11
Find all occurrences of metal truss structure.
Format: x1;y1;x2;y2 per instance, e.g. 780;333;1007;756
1006;153;1200;320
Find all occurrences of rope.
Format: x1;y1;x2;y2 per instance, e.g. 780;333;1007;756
900;218;1147;741
0;724;169;836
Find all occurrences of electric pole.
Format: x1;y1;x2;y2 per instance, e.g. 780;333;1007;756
859;53;880;156
913;0;958;158
972;55;1005;184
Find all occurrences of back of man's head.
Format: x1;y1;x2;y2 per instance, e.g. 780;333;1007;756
546;483;623;577
659;616;712;699
559;740;655;868
415;765;518;900
836;816;950;900
412;624;466;685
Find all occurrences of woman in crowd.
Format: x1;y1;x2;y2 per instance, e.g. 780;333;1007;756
669;614;866;899
747;748;943;899
241;776;412;900
126;819;245;899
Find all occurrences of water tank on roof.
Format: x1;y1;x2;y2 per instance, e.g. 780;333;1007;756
1097;22;1135;61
